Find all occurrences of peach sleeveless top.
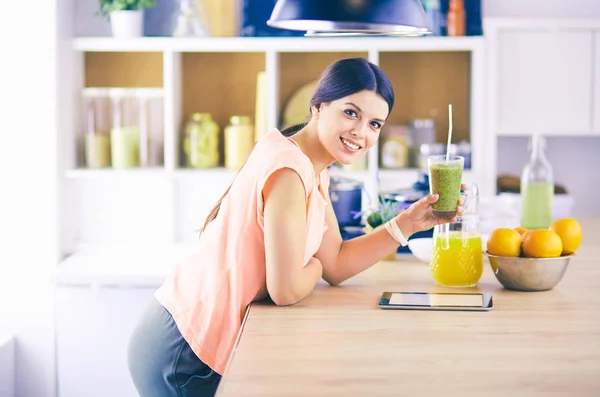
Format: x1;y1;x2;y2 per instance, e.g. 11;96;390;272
155;129;330;374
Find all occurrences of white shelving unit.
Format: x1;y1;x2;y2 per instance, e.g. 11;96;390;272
58;35;486;263
72;36;485;53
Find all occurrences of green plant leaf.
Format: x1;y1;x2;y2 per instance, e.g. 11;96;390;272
367;212;382;228
97;0;156;16
362;195;403;228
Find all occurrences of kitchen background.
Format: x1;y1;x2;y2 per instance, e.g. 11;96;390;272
0;1;599;397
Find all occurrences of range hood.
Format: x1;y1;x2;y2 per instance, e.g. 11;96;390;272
267;0;432;37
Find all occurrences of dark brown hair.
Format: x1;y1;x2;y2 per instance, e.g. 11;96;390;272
200;57;394;234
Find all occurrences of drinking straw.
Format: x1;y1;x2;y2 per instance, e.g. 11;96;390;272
442;103;454;249
446;104;453;163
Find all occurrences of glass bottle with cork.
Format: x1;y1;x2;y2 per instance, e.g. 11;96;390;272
521;135;554;229
446;0;466;36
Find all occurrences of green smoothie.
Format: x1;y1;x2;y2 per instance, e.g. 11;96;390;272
429;162;463;219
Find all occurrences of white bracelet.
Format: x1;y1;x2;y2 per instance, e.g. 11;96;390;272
384;219;409;247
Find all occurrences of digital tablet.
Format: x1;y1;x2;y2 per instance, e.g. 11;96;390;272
379;291;493;311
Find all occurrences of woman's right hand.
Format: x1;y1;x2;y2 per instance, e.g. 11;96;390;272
306;256;323;278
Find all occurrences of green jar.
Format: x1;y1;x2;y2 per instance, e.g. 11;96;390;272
183;113;220;168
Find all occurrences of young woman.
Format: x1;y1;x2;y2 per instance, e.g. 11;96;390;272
128;58;463;397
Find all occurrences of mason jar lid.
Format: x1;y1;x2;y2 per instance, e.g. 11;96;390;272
230;115;252;125
411;118;435;128
191;112;213;122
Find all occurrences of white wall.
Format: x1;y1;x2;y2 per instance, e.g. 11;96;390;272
0;1;59;397
0;336;15;397
483;0;600;18
0;2;598;397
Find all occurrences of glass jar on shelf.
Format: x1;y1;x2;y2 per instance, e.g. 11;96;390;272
224;115;254;170
380;125;410;169
109;88;164;169
183;112;220;168
82;88;112;168
409;118;436;168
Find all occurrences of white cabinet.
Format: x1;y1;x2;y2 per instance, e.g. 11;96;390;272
56;286;156;397
0;335;14;397
496;28;594;135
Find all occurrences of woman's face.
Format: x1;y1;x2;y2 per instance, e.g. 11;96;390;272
314;90;389;165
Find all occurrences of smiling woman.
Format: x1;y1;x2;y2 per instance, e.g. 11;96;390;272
127;57;463;397
278;57;393;168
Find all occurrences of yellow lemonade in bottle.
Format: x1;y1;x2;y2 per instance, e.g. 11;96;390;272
431;231;483;287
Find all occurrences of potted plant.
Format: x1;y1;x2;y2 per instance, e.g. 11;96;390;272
99;0;156;38
364;197;404;261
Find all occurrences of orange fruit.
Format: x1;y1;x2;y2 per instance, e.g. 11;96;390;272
522;229;563;258
550;218;582;255
487;228;523;257
514;226;528;236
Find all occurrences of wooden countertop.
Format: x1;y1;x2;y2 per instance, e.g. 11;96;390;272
218;218;600;396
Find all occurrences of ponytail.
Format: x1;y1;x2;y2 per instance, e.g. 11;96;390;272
280;122;307;137
200;184;232;234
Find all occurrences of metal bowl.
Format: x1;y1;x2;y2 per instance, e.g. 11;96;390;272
486;253;574;292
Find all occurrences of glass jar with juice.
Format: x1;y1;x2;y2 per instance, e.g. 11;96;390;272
430;184;483;287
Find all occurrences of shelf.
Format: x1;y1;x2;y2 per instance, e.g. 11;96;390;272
66;167;247;180
495;129;600;137
66;167;168;179
172;168;238;180
73;36;484;53
327;167;370;179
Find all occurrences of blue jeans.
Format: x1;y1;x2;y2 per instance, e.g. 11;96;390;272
128;297;222;396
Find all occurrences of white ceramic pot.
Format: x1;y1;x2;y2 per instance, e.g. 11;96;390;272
110;10;144;38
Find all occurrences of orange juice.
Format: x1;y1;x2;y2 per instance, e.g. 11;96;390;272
431;232;483;287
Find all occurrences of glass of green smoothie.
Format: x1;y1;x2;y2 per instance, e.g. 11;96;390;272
428;155;464;219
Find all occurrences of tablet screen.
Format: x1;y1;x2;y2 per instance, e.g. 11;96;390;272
388;292;483;307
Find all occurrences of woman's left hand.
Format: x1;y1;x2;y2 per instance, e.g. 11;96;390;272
397;183;466;236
